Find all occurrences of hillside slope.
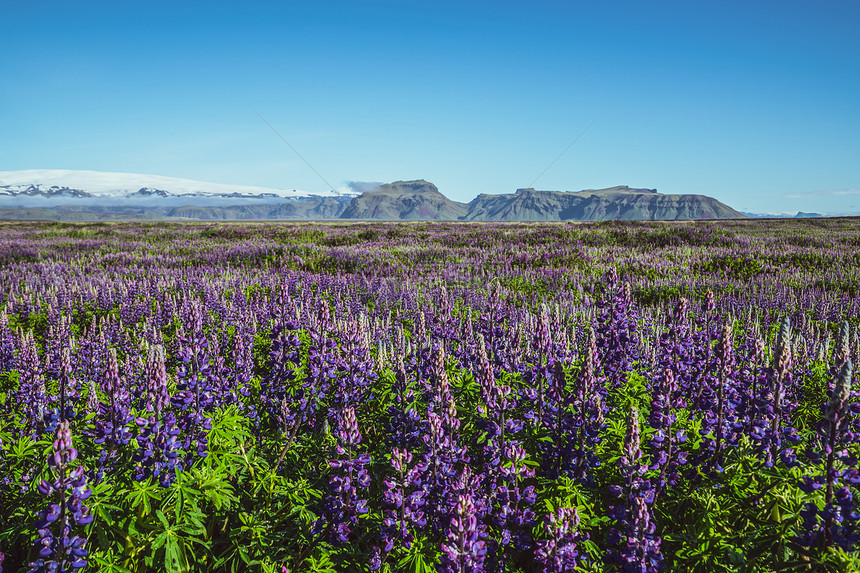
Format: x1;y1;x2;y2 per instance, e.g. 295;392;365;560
463;186;745;221
339;180;468;220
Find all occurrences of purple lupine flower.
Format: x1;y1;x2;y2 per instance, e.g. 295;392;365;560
475;332;514;480
321;406;371;545
440;492;487;573
92;348;133;480
747;316;796;468
491;441;536;554
705;289;715;312
28;418;93;572
553;325;605;484
531;304;552;425
230;327;254;392
473;333;535;563
144;344;170;416
416;310;428;351
262;307;306;441
798;360;860;549
834;321;850;371
171;303;217;463
85;379;99;418
475;333;497;411
475;331;518;467
608;407;663;572
134;345;182;487
714;322;734;462
535;507;587;572
325;314;377;431
415;348;472;531
388;362;422;451
595;270;641;389
0;310;14;373
13;330;51;438
769;316;792;464
380;447;426;553
648;368;687;502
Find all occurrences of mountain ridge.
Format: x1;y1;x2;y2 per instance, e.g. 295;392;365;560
339;180;468;220
463;185;744;221
0;169;353;199
0;170;747;221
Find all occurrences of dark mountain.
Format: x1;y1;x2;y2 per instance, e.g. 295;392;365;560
0;185;94;198
743;211;826;219
339;180;468;220
167;196;350;220
795;212;825;218
463;186;745;221
2;197;352;222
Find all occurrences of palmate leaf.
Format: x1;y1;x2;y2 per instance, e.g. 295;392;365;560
618;370;651;413
208;405;253;449
6;434;41;462
303;551;338;573
179;466;237;512
395;535;437;573
215;509;281;572
144;505;213;572
88;549;135;573
397;551;434;573
122;477;162;517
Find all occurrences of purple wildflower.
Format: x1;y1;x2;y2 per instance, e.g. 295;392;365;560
28;418;93;572
535;507;587;572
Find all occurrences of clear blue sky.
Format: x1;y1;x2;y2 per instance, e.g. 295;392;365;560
2;0;858;214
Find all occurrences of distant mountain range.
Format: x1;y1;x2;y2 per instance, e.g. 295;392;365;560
0;169;351;200
342;181;744;221
0;170;751;221
742;211;825;219
464;185;744;221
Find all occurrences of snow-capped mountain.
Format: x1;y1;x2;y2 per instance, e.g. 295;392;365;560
0;169;354;199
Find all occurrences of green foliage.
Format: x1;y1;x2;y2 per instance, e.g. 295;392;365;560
5;219;860;572
793;361;829;431
497;275;550;300
698;254;764;279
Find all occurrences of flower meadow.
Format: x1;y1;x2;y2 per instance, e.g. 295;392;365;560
0;217;859;572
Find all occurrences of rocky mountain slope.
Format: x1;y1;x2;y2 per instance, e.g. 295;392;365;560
166;197;351;220
462;186;745;221
0;197;352;222
339;180;467;220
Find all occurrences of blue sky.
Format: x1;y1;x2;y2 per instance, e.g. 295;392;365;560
2;0;858;214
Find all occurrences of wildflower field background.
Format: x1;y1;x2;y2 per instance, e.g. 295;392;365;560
0;218;859;572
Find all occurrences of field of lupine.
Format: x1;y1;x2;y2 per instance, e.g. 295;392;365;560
0;217;859;572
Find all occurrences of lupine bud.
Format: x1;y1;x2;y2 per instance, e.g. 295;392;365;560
826;360;853;429
835;321;850;368
774;317;792;375
622;407;642;468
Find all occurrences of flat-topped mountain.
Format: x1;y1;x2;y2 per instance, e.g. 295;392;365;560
339;180;468;220
462;186;745;221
